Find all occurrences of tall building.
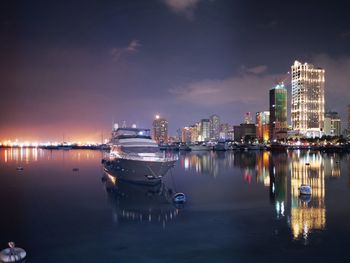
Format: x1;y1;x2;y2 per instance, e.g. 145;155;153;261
209;114;220;140
181;127;191;143
189;124;199;143
269;83;288;141
199;119;210;142
256;111;270;142
291;60;325;137
324;111;341;136
152;115;168;144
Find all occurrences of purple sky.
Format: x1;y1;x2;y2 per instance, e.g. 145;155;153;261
1;0;350;141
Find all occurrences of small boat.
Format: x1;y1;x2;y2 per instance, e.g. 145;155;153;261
305;163;310;166
213;140;228;151
173;192;186;204
16;166;24;171
299;184;312;195
0;242;26;263
72;168;79;172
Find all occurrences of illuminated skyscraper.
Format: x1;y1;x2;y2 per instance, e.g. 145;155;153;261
269;83;288;141
199;119;210;142
291;60;325;137
181;127;191;144
152;115;168;144
189;124;199;143
256;111;270;142
209;114;220;140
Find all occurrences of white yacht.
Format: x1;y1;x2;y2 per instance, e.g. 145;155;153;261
103;128;177;185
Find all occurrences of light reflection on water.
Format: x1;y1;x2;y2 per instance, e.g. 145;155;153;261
0;147;101;163
178;150;343;242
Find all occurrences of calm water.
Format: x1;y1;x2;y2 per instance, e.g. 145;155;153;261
1;148;350;262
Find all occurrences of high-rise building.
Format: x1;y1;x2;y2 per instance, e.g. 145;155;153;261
152;115;168;144
324;111;341;136
200;119;210;142
256;111;270;142
269;83;288;141
181;127;191;143
209;114;220;140
189;124;199;143
291;60;325;137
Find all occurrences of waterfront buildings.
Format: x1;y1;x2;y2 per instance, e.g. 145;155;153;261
199;119;210;142
152;115;168;144
324;111;341;136
190;124;199;143
244;112;253;124
181;127;191;144
234;123;256;142
269;83;288;141
209;114;220;140
256;111;270;142
219;123;232;140
291;60;325;137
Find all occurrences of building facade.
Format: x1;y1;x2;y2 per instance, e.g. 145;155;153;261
269;83;288;141
199;119;210;142
324;111;341;136
209;114;220;140
256;111;270;142
234;123;256;142
181;127;191;143
152;116;168;144
291;60;325;137
189;124;199;143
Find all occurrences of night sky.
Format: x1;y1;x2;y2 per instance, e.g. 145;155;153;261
1;0;350;141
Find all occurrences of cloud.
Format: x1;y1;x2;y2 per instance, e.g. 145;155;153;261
162;0;202;19
169;72;279;108
169;54;350;128
111;39;141;61
246;65;268;74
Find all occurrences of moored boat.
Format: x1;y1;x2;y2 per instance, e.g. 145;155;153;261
103;128;178;185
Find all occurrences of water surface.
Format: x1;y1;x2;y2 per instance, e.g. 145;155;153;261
0;148;349;262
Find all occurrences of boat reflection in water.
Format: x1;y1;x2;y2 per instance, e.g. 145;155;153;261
290;152;326;241
230;150;343;242
101;170;180;228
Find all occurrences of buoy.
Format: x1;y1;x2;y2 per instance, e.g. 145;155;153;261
0;242;26;262
299;184;312;195
16;167;24;171
72;168;79;172
173;192;186;204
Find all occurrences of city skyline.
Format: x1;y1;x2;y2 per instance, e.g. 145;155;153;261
1;0;350;141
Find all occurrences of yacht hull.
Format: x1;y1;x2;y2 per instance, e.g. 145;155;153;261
103;158;176;185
